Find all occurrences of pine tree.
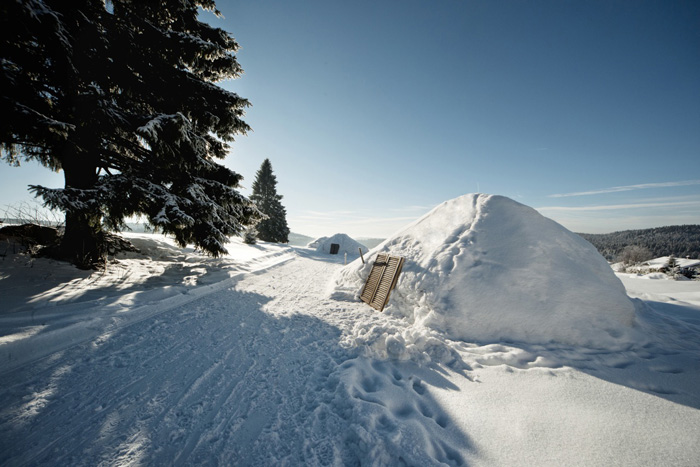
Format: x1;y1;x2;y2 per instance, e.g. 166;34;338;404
250;159;290;243
666;255;678;277
0;0;261;267
667;255;677;268
242;226;258;245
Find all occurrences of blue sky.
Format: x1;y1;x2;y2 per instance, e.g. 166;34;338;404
2;0;699;238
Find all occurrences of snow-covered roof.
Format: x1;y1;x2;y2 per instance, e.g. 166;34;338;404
334;193;638;348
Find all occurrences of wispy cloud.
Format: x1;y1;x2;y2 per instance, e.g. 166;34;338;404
389;205;435;213
538;199;700;212
549;180;700;198
537;198;700;234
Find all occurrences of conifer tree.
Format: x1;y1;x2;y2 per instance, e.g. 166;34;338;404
250;159;290;243
0;0;260;267
242;226;258;245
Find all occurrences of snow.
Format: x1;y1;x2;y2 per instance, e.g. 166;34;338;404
307;232;368;257
1;197;700;466
0;233;294;374
334;194;638;348
619;256;700;276
136;112;191;147
644;256;700;269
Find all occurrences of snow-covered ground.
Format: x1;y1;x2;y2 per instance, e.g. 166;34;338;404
643;256;700;270
1;221;699;465
615;256;700;276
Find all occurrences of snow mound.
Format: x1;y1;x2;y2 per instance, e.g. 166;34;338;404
334;194;638;348
308;233;368;256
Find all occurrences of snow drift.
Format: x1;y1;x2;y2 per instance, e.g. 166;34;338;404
308;233;368;256
334;194;638;348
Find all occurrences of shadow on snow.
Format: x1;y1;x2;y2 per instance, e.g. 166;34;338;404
0;275;474;466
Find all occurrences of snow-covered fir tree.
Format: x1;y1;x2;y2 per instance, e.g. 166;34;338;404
250;159;290;243
242;226;258;245
0;0;261;267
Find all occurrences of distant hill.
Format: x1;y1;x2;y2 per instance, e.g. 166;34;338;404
578;225;700;262
356;237;385;249
288;232;314;247
0;222;388;251
0;218;60;228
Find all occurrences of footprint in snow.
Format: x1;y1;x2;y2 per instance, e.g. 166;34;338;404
359;373;383;393
411;377;426;395
651;366;684;374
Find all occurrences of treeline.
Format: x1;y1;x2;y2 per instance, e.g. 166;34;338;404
578;225;700;262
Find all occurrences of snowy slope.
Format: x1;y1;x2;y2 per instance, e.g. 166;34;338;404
644;256;700;269
1;210;700;465
0;233;295;373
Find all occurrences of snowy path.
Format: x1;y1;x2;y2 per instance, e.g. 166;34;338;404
0;254;466;465
0;236;295;374
1;256;343;465
2;245;700;465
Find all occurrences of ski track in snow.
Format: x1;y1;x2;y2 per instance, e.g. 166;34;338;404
1;245;700;465
0;255;471;466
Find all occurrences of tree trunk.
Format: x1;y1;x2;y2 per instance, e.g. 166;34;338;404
60;155;104;268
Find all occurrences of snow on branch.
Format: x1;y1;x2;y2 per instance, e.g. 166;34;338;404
29;185;101;214
136;112;194;153
16;103;75;137
21;0;72;51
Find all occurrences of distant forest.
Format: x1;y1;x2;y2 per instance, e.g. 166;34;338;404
578;225;700;262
